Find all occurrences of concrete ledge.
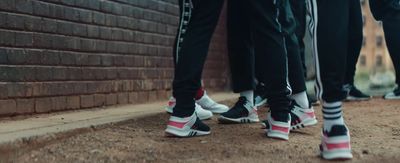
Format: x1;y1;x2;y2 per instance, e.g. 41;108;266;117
0;92;236;146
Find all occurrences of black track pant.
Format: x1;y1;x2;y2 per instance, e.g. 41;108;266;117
343;0;363;86
228;0;306;95
172;0;224;117
308;0;352;102
383;15;400;86
290;0;307;79
228;0;292;112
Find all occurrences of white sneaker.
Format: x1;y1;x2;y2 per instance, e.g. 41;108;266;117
165;112;211;137
165;97;213;120
196;91;229;113
384;87;400;100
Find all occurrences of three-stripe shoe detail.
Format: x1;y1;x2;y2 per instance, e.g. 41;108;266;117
218;97;259;124
165;112;210;137
290;102;318;130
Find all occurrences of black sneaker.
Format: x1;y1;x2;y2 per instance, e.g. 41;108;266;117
346;85;371;101
254;83;268;107
383;87;400;100
218;97;259;124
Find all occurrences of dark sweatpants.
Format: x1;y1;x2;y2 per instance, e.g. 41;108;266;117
383;16;400;86
172;0;224;117
228;0;292;114
308;0;351;102
343;0;364;86
228;0;306;95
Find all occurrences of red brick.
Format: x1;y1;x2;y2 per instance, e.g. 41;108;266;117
0;99;16;116
66;96;80;110
80;95;94;108
35;98;52;113
117;92;128;105
0;83;7;99
137;91;149;104
52;96;67;111
148;91;158;102
128;92;138;104
106;94;117;106
94;94;106;107
0;0;229;116
16;98;34;114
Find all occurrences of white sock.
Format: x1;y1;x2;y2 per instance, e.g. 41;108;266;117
291;91;309;109
322;101;345;131
240;90;254;106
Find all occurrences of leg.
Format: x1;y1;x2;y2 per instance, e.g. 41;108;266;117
383;14;400;99
166;0;224;138
308;0;353;159
172;0;224;117
248;0;292;140
344;0;363;86
218;0;259;124
227;0;255;94
344;0;371;101
290;0;308;79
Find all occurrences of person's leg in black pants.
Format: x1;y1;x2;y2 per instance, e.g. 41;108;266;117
248;0;292;140
290;0;307;79
218;0;260;124
383;13;400;99
165;0;224;137
343;0;371;101
227;0;256;104
308;0;353;159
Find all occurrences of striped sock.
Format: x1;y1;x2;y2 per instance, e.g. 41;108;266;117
322;101;344;131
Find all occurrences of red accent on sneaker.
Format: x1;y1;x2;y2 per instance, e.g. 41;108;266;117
168;101;176;107
326;142;350;150
306;112;315;118
195;88;205;100
271;125;289;133
168;121;186;129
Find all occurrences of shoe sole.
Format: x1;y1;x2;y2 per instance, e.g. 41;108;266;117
320;148;353;160
165;127;210;138
345;96;371;101
261;119;318;130
218;116;260;124
383;96;400;100
291;118;318;130
204;109;229;114
266;131;289;141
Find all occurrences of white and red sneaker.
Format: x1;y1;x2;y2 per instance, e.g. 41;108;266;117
261;102;318;130
165;97;213;120
165;113;211;137
290;102;318;130
320;125;353;160
264;112;291;140
196;91;229;114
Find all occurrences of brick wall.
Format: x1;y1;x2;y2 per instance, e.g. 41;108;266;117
0;0;229;116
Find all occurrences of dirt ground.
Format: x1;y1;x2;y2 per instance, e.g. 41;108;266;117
15;98;400;163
